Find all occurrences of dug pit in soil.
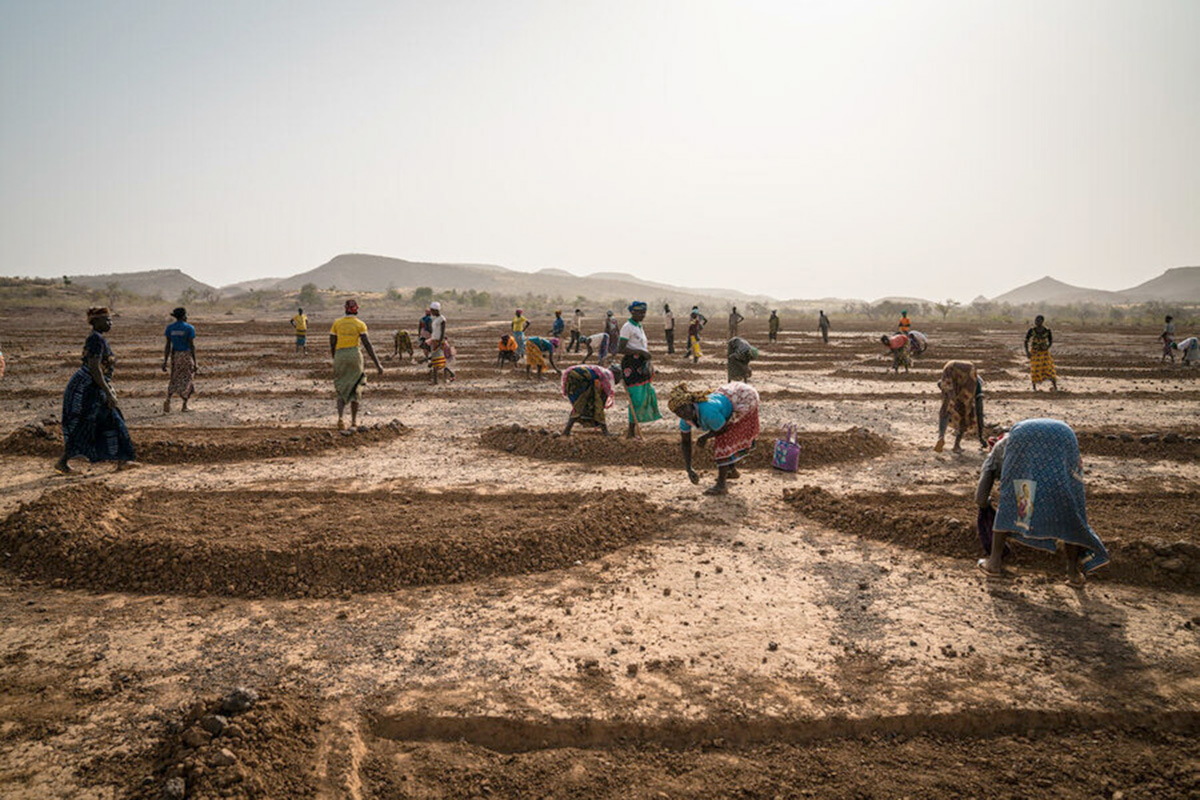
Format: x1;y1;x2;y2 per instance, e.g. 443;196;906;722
0;485;674;597
1;419;406;464
1076;429;1200;462
785;487;1200;591
481;425;889;470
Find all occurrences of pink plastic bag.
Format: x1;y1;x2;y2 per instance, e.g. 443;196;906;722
772;423;800;472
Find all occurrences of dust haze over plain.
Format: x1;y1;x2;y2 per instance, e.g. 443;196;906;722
1;0;1197;302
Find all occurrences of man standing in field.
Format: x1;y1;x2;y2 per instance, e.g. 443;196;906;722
550;310;565;339
428;301;450;385
290;307;308;355
512;308;530;357
663;303;676;354
768;310;780;343
728;306;744;337
570;308;585;352
818;310;831;344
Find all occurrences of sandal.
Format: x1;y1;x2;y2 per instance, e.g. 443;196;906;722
976;558;1006;578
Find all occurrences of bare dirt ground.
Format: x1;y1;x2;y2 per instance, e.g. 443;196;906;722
0;307;1198;798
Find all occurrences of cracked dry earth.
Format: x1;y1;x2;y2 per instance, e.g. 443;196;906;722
0;308;1197;799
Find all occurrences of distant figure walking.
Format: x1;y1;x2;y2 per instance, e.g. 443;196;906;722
1024;315;1058;391
728;306;744;337
604;310;620;348
881;333;911;373
330;299;383;430
768;310;780;343
818;310;831;344
663;304;676;354
56;308;136;473
162;307;197;413
897;310;912;334
290;307;308;355
1161;315;1176;362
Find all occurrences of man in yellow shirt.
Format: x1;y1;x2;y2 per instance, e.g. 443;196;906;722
329;299;383;431
290;307;308;355
512;308;530;357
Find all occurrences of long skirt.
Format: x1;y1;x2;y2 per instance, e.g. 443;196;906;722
891;348;911;370
61;368;135;463
727;356;752;382
622;354;662;424
689;335;702;359
938;361;977;435
525;345;547;369
564;368;608;427
167;351;195;398
1161;334;1174;358
333;347;366;403
1029;350;1056;384
712;383;760;466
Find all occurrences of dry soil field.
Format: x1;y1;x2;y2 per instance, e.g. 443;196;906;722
0;307;1197;799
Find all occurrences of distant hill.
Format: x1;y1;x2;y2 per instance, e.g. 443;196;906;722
1118;266;1200;302
989;269;1200;305
241;253;772;308
68;269;217;299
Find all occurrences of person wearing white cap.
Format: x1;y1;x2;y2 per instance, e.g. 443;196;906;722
428;302;452;384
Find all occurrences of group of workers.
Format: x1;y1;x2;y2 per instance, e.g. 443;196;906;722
49;299;1193;588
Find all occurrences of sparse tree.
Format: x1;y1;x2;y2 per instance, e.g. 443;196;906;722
62;275;72;286
105;281;121;309
298;283;320;305
386;288;403;303
934;299;960;320
412;286;433;306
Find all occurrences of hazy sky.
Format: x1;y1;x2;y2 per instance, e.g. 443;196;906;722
2;0;1197;301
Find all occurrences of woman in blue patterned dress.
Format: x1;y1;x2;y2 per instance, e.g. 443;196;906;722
55;308;136;473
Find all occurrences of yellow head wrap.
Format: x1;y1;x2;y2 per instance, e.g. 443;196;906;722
667;382;712;416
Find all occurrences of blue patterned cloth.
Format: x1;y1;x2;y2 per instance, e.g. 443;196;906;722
994;418;1108;574
61;332;135;463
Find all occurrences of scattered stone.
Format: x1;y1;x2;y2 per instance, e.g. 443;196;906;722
209;748;237;767
626;663;639;677
221;687;259;714
163;776;186;800
181;727;211;748
767;641;779;652
199;714;227;737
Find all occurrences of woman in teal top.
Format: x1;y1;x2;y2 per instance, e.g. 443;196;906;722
667;382;761;495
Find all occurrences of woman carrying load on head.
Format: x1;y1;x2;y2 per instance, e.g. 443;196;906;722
1024;315;1058;391
561;363;621;435
726;337;759;382
975;418;1108;587
524;336;560;380
668;382;760;496
162;306;198;413
618;301;662;438
329;299;384;430
55;307;137;473
880;333;910;373
934;361;986;453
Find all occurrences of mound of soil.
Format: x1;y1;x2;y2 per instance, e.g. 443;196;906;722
480;425;889;470
127;691;320;800
1077;429;1200;462
0;485;672;597
1;419;407;464
784;487;1200;590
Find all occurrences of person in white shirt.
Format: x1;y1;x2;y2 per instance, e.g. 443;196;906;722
570;309;585;353
428;302;451;384
663;303;676;354
617;301;662;438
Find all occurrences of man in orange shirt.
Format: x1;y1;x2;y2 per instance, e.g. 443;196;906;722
898;310;912;334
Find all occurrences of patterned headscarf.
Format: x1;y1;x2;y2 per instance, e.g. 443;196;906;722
628;300;647;313
667;382;711;416
345;299;359;314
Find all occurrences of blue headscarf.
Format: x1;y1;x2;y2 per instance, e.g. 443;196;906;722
628;300;647;313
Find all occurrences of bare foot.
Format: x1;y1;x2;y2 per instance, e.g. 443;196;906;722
933;438;944;453
116;461;141;471
162;399;171;413
337;419;347;431
54;460;73;474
